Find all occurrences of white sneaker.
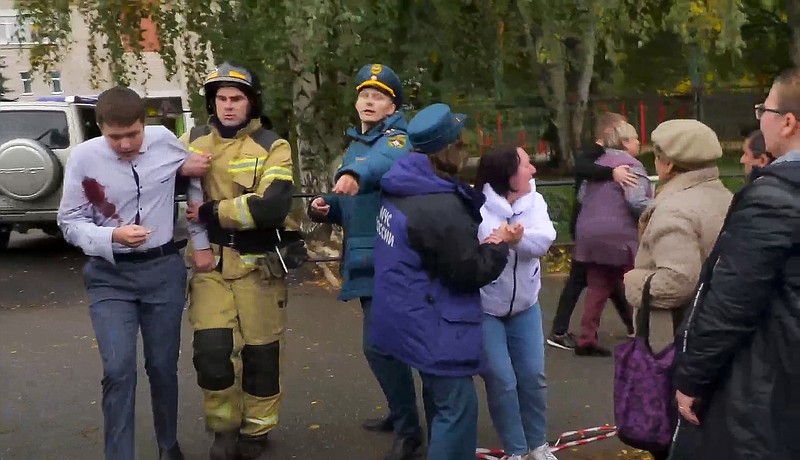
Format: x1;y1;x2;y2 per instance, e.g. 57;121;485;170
529;443;558;460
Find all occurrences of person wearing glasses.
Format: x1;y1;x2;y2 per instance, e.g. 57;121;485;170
57;86;210;460
669;68;800;460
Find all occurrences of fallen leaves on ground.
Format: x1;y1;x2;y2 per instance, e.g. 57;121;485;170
561;449;654;460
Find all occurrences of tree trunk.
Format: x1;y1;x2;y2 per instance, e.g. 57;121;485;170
286;37;342;244
548;63;572;173
570;13;597;167
688;44;705;121
788;0;800;68
288;40;331;194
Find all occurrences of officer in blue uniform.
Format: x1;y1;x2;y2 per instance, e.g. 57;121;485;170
308;64;423;460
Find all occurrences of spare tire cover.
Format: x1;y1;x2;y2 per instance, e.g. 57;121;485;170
0;138;62;201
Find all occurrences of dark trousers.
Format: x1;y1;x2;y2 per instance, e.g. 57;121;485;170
83;254;187;460
361;297;421;438
551;258;633;336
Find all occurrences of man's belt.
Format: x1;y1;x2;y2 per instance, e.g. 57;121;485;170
113;239;187;263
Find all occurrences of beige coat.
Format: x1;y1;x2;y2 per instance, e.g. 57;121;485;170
625;167;732;313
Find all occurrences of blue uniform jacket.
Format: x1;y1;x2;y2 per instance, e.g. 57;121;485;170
370;153;509;376
314;112;410;301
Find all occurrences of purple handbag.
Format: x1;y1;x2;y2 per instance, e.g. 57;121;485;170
613;274;677;452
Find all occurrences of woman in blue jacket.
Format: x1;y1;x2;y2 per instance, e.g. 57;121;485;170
370;104;514;460
475;145;558;460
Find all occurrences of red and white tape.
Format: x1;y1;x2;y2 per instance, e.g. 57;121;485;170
475;448;508;460
550;425;617;452
476;425;617;459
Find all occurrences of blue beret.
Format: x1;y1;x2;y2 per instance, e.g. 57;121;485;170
355;64;403;105
407;103;467;154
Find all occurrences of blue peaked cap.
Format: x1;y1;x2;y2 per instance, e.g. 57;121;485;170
355;63;403;106
407;103;467;154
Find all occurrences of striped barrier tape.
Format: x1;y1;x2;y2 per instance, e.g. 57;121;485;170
476;425;618;459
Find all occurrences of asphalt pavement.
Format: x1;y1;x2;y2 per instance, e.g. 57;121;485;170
0;231;649;460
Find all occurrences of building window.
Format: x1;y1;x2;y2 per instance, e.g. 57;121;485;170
0;14;17;44
20;71;31;95
50;71;62;94
0;11;33;45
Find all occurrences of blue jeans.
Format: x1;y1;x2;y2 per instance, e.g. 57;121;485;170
481;305;548;455
83;254;187;460
420;373;478;460
361;297;421;437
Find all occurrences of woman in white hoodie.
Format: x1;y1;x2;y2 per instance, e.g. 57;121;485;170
475;145;558;460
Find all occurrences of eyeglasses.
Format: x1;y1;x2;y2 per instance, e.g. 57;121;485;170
755;103;784;121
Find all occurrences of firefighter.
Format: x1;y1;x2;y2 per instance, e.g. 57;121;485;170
183;62;294;460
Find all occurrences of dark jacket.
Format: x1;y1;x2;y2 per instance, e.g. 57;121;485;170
570;143;615;237
369;153;508;377
670;159;800;460
308;112;410;301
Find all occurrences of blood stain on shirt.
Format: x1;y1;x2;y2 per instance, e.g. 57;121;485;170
82;177;121;221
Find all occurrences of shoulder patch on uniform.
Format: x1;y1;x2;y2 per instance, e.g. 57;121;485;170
387;134;406;149
249;128;281;152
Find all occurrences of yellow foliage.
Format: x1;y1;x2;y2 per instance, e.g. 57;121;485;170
543;247;572;274
675;78;692;94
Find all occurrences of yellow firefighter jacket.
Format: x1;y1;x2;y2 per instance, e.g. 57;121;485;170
181;118;294;280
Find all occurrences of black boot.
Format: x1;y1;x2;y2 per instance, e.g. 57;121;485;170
158;443;184;460
362;416;394;433
238;433;270;460
209;431;238;460
384;433;423;460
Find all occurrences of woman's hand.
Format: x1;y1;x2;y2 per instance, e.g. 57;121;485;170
485;223;524;245
613;165;639;187
483;233;504;244
506;223;524;244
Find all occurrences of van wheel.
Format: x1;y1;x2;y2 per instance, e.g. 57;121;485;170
0;225;11;250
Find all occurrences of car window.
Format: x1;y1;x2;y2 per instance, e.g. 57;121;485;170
78;106;102;140
0;110;71;149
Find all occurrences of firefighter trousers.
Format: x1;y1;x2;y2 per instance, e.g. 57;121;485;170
189;268;287;438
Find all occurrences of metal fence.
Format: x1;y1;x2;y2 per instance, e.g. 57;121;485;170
296;172;746;264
